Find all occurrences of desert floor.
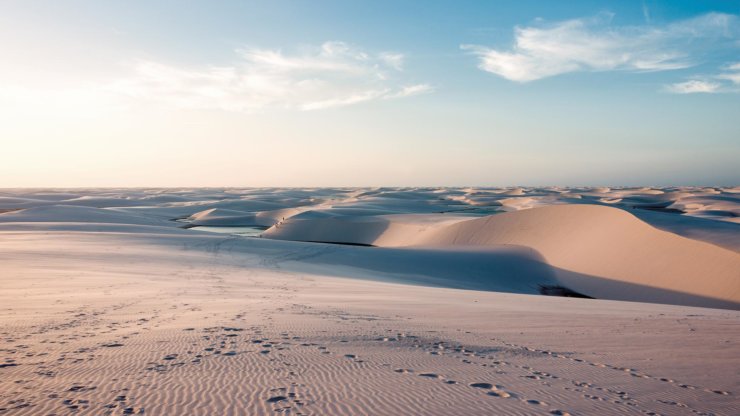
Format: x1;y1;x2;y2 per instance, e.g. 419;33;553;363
1;187;738;415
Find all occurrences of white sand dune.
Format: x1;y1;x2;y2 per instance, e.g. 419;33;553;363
3;189;736;310
417;205;740;308
0;204;163;226
265;204;740;309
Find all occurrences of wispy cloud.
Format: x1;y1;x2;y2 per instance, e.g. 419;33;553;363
110;41;432;112
642;2;651;24
717;62;740;85
387;84;434;98
666;62;740;93
665;80;721;94
463;12;738;82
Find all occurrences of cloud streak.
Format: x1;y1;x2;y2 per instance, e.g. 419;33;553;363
665;80;721;94
110;41;432;112
666;62;740;94
717;62;740;85
463;12;738;82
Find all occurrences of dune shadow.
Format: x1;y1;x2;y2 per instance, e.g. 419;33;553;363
551;266;740;310
273;244;561;295
266;241;740;310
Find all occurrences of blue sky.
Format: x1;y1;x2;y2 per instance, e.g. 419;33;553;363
0;1;738;186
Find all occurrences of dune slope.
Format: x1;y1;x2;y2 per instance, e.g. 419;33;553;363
265;205;740;308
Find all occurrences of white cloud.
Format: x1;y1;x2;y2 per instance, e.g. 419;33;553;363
665;80;721;94
386;84;434;98
665;62;740;93
300;89;389;111
110;41;431;112
379;52;405;71
463;12;738;82
717;62;740;84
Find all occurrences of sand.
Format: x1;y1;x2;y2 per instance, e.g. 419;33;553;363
0;187;738;415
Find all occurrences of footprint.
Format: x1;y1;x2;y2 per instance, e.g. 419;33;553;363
68;385;96;392
267;396;288;403
469;382;512;398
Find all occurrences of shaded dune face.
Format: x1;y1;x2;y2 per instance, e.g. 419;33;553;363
265;205;740;309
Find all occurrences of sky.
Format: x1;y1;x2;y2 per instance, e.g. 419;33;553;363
1;0;739;187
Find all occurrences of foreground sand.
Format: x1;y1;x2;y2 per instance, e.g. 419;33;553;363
0;228;738;416
0;188;739;415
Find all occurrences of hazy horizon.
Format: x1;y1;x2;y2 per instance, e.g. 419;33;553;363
2;0;739;187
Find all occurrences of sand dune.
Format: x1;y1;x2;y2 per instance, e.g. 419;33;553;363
418;205;740;308
265;204;740;309
0;204;163;226
1;188;738;309
1;188;739;415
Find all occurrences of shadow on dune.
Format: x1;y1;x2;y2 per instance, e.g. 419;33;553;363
552;266;740;310
268;214;393;246
262;243;560;295
263;241;740;310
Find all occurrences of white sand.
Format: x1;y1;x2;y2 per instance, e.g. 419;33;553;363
0;187;739;415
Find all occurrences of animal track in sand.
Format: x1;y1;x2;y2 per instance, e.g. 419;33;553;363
468;382;514;398
496;339;734;397
2;305;733;416
68;384;96;392
266;387;307;414
385;335;638;416
267;395;288;403
392;357;533;403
